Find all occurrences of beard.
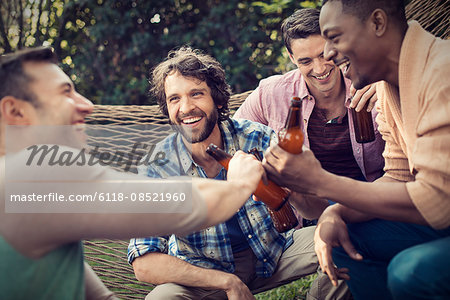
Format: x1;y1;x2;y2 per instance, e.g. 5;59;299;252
171;107;219;144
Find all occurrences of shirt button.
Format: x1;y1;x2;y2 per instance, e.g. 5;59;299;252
357;148;361;153
248;234;252;239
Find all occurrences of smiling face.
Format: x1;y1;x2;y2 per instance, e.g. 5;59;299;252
24;61;93;127
320;1;386;89
165;71;219;144
289;34;342;97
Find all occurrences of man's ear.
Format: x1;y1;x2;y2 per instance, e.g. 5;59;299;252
370;9;388;37
0;96;34;125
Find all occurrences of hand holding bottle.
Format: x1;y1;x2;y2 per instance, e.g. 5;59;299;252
349;84;376;143
349;83;378;112
227;150;264;195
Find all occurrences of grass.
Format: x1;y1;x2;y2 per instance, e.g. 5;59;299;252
255;274;317;300
84;240;317;299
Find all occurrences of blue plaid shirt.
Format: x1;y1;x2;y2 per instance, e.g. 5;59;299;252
128;118;293;277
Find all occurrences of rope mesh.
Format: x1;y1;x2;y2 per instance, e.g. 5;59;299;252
83;1;447;296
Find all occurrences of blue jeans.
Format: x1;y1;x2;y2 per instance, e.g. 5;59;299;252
332;219;450;300
388;236;450;299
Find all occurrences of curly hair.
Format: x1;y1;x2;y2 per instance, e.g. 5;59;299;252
150;46;232;121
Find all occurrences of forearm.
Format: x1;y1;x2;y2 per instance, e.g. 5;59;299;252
1;152;261;259
193;177;254;228
133;253;235;290
289;192;329;220
4;178;250;254
316;173;427;224
320;202;373;224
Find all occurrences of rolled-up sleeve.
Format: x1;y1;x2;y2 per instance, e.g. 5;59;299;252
128;236;169;264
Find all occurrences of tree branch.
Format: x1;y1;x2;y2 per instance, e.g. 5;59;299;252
42;0;52;43
33;0;45;46
0;5;12;52
17;0;23;49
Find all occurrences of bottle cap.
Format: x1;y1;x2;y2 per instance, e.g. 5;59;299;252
291;97;302;106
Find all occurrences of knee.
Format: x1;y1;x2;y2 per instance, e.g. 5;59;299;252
387;247;426;297
387;251;413;292
145;284;183;300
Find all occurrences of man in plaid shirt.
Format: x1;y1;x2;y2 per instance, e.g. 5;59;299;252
128;47;349;300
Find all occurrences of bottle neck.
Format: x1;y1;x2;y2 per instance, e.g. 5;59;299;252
285;107;301;129
205;144;231;169
284;99;302;129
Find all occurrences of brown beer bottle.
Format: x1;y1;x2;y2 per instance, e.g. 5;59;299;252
350;100;375;143
265;96;305;232
206;144;289;211
247;148;298;233
206;144;297;232
278;97;304;153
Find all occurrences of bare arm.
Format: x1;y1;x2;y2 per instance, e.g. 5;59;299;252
316;171;426;224
0;152;263;258
132;253;254;299
263;145;427;225
289;192;329;220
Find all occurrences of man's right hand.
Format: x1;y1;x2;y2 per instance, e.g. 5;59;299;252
228;150;264;193
314;205;363;286
349;83;378;112
223;273;256;300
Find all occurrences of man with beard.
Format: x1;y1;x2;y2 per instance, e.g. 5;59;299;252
0;46;266;299
128;47;350;300
263;0;450;299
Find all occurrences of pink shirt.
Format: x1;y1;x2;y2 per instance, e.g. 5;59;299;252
234;69;385;182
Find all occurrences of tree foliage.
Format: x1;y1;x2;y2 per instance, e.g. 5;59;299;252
1;0;320;105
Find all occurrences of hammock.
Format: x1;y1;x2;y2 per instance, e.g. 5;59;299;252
83;1;448;297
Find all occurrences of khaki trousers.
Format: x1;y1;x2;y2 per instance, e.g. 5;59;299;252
146;226;350;300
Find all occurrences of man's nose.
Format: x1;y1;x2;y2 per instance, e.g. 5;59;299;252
323;41;337;62
313;59;327;75
179;97;195;114
75;92;94;115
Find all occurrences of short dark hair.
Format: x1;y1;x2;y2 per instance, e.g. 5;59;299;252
0;46;58;105
150;46;232;121
281;8;321;54
322;0;406;23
